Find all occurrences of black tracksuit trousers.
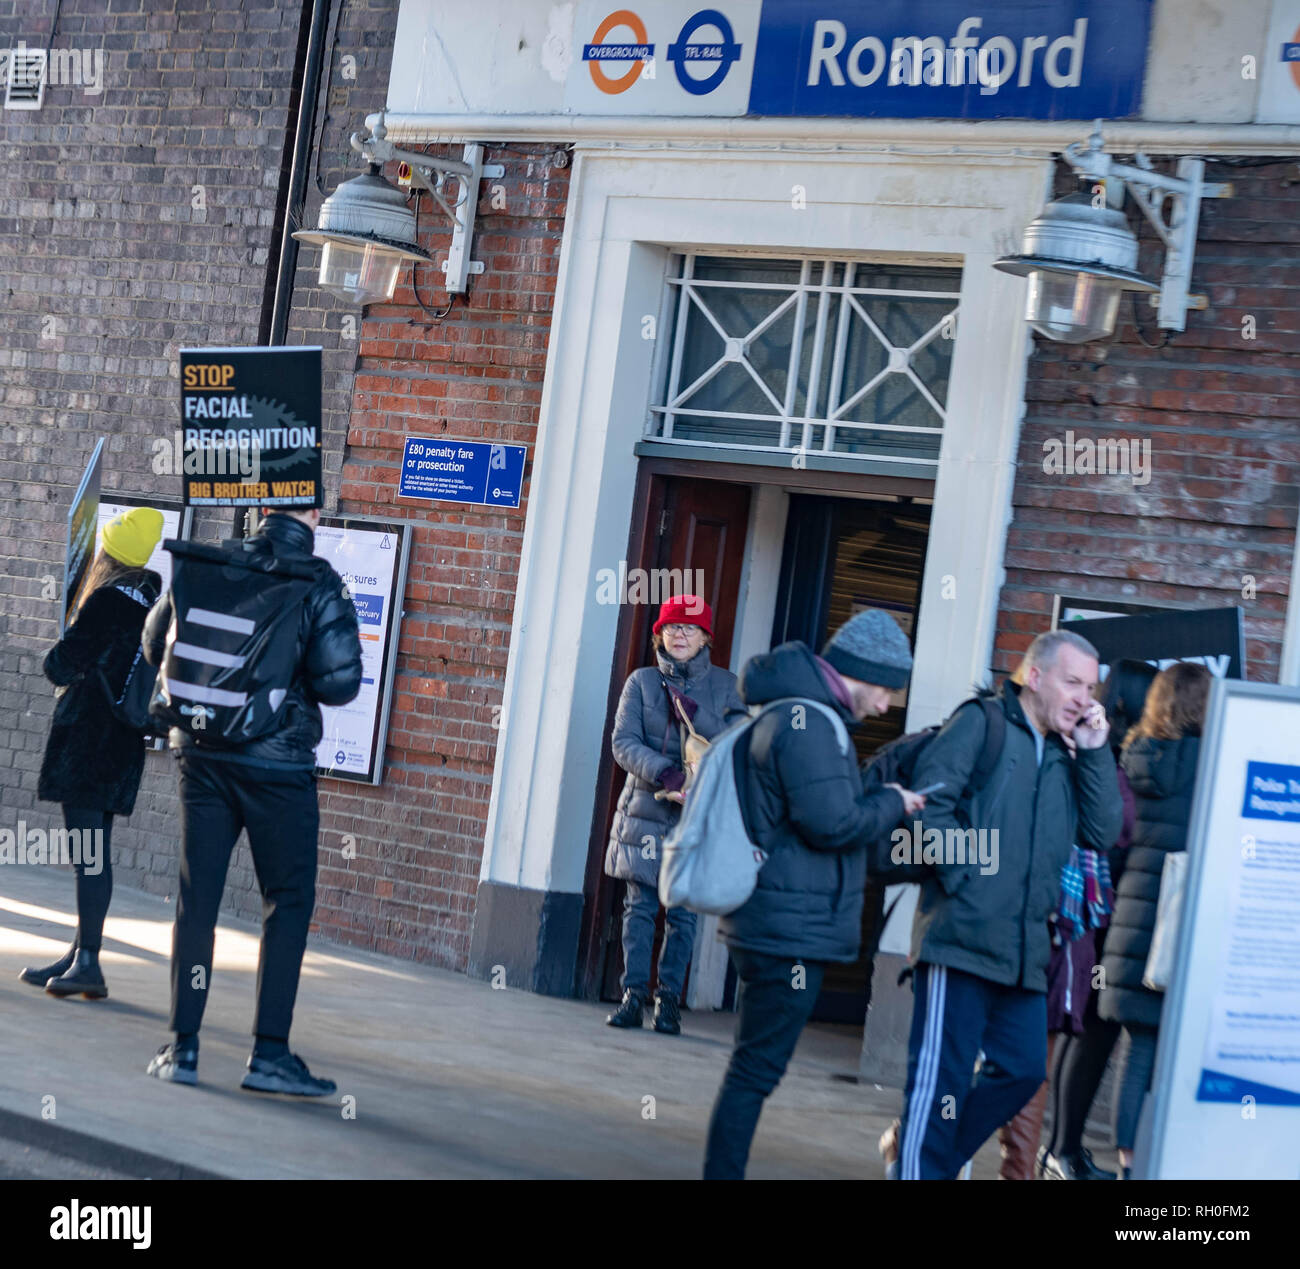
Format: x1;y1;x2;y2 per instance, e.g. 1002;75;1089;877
170;753;319;1039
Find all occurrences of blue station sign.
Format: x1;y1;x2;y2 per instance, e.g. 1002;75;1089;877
398;436;527;509
567;0;1152;120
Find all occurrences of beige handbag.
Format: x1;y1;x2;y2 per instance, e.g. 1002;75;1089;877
1142;851;1189;992
654;696;710;801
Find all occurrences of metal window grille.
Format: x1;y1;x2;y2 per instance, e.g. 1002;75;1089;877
648;254;961;469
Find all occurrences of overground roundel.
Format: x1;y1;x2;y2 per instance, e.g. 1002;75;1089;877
667;9;743;96
1291;24;1300;92
585;9;653;95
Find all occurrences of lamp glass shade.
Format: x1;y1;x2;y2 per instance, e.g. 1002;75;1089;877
318;239;404;305
1024;269;1124;344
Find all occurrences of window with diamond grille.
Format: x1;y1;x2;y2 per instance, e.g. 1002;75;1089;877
647;255;961;469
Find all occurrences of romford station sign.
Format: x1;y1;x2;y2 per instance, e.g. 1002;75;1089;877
398;0;1152;120
178;347;323;508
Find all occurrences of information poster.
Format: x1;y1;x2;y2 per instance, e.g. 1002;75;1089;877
179;346;322;508
62;437;105;633
94;497;187;592
312;516;410;784
1141;680;1300;1179
1195;758;1300;1106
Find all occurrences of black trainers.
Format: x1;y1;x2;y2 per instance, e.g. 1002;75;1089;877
146;1042;198;1086
652;990;682;1035
45;949;108;1000
20;941;77;988
605;990;646;1029
240;1051;337;1097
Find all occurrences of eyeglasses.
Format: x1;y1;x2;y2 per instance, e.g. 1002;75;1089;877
662;623;703;636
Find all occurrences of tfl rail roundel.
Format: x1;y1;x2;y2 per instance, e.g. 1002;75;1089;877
667;9;742;95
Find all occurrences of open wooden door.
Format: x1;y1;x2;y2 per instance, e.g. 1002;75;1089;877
578;472;751;1000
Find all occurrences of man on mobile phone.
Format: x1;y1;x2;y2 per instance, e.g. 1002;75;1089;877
890;630;1121;1180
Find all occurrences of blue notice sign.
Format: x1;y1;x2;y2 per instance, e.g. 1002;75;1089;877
748;0;1151;120
1241;761;1300;822
398;436;527;508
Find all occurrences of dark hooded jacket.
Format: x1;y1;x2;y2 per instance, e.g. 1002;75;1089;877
39;570;163;815
1098;734;1200;1029
907;679;1123;991
606;644;746;886
718;641;907;963
142;514;362;769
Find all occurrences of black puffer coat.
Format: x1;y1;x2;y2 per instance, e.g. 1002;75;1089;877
39;570;163;815
143;514;363;769
719;641;907;964
605;645;746;886
1098;735;1201;1029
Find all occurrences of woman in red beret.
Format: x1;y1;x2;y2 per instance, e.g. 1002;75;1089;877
604;595;747;1035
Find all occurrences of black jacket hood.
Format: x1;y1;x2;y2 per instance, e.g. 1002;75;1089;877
1122;734;1200;799
738;640;851;722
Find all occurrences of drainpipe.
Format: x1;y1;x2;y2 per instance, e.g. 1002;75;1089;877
239;0;331;537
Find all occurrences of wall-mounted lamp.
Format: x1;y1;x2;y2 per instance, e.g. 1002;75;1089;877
293;111;503;304
995;122;1233;343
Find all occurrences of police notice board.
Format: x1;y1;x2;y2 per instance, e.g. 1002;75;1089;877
1140;679;1300;1179
312;515;411;785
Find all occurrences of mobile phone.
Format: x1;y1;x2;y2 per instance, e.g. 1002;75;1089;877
914;782;946;796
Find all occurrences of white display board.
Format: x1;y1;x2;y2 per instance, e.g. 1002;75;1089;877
313;516;411;785
94;498;187;591
1140;679;1300;1179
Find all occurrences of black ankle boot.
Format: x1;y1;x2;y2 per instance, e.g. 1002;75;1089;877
45;949;108;1000
20;940;77;988
605;990;646;1028
652;990;682;1035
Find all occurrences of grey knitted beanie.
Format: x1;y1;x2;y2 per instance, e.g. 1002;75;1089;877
822;608;913;690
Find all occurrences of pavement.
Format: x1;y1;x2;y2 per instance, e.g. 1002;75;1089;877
0;863;1102;1180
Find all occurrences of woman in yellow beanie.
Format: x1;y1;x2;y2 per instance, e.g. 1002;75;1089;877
20;506;165;999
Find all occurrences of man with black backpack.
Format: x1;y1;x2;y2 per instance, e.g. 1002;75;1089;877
141;507;362;1095
889;629;1122;1180
702;610;926;1179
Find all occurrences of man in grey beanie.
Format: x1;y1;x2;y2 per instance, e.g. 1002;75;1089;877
703;613;926;1179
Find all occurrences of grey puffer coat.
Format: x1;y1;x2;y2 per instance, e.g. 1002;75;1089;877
605;645;747;886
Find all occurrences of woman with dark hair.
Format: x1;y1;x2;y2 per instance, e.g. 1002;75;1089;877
1038;658;1158;1180
19;507;164;1000
1099;662;1211;1178
604;595;747;1035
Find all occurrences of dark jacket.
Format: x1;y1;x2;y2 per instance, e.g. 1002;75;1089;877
1098;735;1200;1029
143;514;363;769
605;645;746;886
908;680;1123;991
718;641;907;964
39;570;163;815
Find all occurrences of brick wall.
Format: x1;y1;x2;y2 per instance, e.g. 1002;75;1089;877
0;0;400;928
324;144;569;968
994;158;1300;681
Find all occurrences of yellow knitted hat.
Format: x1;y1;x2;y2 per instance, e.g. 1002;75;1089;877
101;506;164;567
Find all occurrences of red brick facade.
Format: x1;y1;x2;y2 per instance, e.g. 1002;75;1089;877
317;145;569;968
994;158;1300;681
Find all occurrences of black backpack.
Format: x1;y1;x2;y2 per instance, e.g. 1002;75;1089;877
861;696;1007;887
148;538;319;748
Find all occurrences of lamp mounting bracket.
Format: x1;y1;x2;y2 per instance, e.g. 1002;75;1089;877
1061;121;1232;332
349;110;505;294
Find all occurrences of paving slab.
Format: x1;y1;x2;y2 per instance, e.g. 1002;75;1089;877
0;863;1049;1180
